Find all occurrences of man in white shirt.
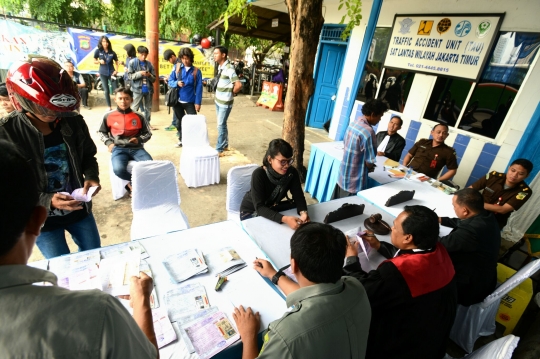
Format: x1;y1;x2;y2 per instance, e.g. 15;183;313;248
0;140;158;359
375;115;406;162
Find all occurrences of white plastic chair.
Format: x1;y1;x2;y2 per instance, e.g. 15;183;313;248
226;164;259;221
449;259;540;353
109;159;136;200
444;335;520;359
179;115;220;188
130;160;190;240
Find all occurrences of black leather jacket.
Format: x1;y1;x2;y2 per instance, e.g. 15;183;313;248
0;111;99;213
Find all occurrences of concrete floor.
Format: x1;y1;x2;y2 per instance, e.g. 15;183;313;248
27;91;540;358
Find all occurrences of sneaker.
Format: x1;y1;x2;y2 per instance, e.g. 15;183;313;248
164;125;176;131
175;141;182;148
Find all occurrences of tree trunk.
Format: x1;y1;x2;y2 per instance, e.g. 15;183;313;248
145;0;160;111
283;0;324;180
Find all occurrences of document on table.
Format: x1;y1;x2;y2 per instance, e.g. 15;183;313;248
153;307;177;348
180;310;240;359
99;249;141;296
165;283;210;322
176;308;219;354
100;242;149;260
204;247;247;277
69;262;102;291
163;249;208;283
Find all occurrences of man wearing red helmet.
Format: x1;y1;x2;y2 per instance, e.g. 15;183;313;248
0;56;101;259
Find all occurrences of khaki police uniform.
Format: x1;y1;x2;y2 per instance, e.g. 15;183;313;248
257;277;370;359
407;138;458;178
471;171;533;229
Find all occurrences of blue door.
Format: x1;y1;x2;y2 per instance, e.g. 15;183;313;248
306;43;346;128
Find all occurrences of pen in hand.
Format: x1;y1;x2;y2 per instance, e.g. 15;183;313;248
255;257;263;268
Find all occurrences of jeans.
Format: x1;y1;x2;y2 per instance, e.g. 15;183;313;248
133;92;153;124
101;75;117;108
111;147;153;181
36;213;101;259
172;102;197;140
215;104;233;152
79;88;89;107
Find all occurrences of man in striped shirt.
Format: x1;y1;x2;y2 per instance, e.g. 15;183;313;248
213;46;242;156
333;99;389;199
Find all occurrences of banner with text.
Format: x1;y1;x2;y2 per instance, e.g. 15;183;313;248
384;14;504;81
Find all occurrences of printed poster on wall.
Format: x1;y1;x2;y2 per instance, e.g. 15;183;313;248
384;13;504;81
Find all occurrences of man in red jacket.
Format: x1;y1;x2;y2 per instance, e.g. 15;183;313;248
98;87;153;194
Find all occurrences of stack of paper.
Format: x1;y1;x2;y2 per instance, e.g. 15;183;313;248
163;249;208;283
99;249;141;296
165;283;210;322
180;310;240;358
204;247;247;277
152;307;178;348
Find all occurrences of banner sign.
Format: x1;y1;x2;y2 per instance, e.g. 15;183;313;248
0;20;75;70
68;28;214;79
384;13;504;81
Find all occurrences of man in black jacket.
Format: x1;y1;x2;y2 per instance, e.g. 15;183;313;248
375;115;406;162
439;188;500;306
0;57;101;259
344;205;457;359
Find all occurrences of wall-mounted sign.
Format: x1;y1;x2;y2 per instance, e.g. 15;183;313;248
272;18;279;27
383;13;504;81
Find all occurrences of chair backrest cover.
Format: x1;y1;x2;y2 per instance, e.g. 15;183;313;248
226;164;259;213
481;259;540;308
464;334;520;359
181;115;210;147
131;160;180;211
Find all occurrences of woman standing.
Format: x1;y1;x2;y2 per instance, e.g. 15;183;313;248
167;47;203;147
239;139;310;229
122;44;136;89
93;36;119;110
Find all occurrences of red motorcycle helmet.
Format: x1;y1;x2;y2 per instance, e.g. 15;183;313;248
6;55;80;118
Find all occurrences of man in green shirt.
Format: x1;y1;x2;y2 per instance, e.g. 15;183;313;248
233;222;371;359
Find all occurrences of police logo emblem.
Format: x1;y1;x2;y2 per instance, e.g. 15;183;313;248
50;94;77;107
516;192;528;200
398;18;415;34
132;119;137;127
455;20;472;37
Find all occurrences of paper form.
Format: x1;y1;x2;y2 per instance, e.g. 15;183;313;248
59;186;99;202
68;262;101;291
163;249;208;283
153;307;178;348
204;247;247;277
165;283;210;322
181;311;240;359
99;249;141;296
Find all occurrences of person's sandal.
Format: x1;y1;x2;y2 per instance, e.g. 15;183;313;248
125;183;132;197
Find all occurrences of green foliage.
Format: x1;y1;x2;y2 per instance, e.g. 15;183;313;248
222;0;257;32
108;0;145;34
338;0;362;40
0;0;104;25
159;0;226;39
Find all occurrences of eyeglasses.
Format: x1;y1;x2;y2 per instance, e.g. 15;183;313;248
274;158;294;167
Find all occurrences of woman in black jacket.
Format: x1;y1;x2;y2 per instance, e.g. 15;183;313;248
240;139;309;229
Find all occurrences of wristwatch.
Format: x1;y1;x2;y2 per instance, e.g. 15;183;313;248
271;271;286;285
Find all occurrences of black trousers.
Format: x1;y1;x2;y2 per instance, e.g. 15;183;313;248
79;88;89;107
172;102;197;140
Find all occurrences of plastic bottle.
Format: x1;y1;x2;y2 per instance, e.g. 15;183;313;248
405;167;413;180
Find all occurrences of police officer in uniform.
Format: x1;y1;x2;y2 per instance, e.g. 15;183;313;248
470;158;533;229
232;223;371;359
403;123;458;180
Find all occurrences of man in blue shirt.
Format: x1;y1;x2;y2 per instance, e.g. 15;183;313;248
128;46;157;130
333;99;388;199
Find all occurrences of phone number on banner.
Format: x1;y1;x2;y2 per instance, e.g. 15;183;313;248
407;63;449;73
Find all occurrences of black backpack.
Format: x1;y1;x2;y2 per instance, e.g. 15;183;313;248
164;87;178;114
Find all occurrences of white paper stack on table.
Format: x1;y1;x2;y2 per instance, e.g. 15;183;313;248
204;247;247;277
163;249;208;283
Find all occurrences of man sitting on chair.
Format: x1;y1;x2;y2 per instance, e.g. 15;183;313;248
439;188;500;306
344;205;457;359
376;114;405;162
98;87;152;195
